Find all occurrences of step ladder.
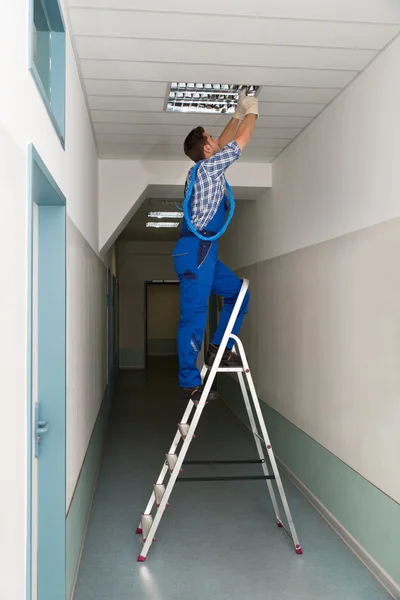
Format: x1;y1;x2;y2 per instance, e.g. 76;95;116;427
136;278;302;562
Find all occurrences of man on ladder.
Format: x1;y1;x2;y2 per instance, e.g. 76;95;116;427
136;89;302;563
173;89;259;403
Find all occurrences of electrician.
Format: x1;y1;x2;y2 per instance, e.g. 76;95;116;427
173;89;259;403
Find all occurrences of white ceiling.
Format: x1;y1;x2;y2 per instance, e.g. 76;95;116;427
66;0;400;163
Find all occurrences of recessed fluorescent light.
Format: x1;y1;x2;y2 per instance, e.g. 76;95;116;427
146;222;180;228
166;83;260;114
148;211;183;219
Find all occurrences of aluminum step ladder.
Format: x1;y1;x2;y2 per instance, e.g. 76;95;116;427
136;278;302;562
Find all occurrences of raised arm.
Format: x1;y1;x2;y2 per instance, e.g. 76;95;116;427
234;113;257;151
218;117;241;149
219;89;258;151
234;91;259;150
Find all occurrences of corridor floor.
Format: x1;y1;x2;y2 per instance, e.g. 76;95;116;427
73;358;392;600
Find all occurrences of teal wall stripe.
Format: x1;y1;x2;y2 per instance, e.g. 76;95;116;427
218;374;400;586
66;392;108;599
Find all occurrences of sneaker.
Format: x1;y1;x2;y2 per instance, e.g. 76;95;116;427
205;343;243;368
180;385;218;404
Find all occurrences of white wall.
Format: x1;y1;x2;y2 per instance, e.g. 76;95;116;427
220;35;400;503
0;2;104;598
0;121;30;600
118;241;177;367
66;218;107;508
99;159;271;253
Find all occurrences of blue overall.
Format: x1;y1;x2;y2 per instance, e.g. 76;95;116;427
173;194;250;389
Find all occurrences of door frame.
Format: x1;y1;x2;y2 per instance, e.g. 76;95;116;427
26;144;66;600
144;280;179;368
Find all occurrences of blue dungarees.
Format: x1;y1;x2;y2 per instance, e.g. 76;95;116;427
172;194;250;389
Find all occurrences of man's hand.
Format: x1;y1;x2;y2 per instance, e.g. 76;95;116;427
241;92;259;119
233;88;246;121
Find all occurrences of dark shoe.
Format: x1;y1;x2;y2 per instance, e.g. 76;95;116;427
205;343;243;368
180;384;218;404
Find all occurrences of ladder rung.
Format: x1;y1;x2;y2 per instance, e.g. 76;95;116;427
166;453;183;473
153;483;170;508
178;423;196;439
140;514;156;542
184;459;264;465
177;475;275;482
216;367;245;372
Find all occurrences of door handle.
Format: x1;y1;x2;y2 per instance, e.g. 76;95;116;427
37;420;49;434
34;403;50;458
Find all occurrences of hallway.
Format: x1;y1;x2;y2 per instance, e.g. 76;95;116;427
73;359;391;600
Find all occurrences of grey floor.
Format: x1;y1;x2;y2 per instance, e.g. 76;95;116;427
74;357;391;600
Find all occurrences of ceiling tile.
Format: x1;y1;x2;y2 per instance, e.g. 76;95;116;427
67;0;400;24
95;133;286;154
93;122;300;138
97;142;276;161
257;86;340;103
88;95;164;111
88;96;323;117
81;60;358;88
94;131;289;149
91;110;311;129
76;37;377;71
85;79;167;96
70;8;400;49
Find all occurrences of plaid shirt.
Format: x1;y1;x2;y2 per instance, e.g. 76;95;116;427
184;140;241;231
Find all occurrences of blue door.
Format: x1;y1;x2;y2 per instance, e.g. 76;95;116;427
27;146;66;600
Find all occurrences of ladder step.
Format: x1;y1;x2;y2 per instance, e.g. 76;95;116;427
178;423;196;439
140;514;156;542
153;483;170;508
166;453;183;473
184;459;264;465
217;367;245;372
177;475;275;482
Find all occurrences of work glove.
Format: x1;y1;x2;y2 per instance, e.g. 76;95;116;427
241;90;259;119
233;88;246;121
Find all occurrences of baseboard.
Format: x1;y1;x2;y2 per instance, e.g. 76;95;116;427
220;396;400;600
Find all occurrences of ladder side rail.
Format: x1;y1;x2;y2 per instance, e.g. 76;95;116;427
138;399;195;527
205;278;249;374
138;394;211;560
236;369;282;524
231;334;302;554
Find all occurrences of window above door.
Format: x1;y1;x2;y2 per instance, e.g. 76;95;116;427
29;0;66;148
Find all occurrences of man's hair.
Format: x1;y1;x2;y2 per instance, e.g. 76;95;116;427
183;126;207;162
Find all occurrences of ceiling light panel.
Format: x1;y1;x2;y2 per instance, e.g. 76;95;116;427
166;83;260;114
146;222;180;228
148;211;183;219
